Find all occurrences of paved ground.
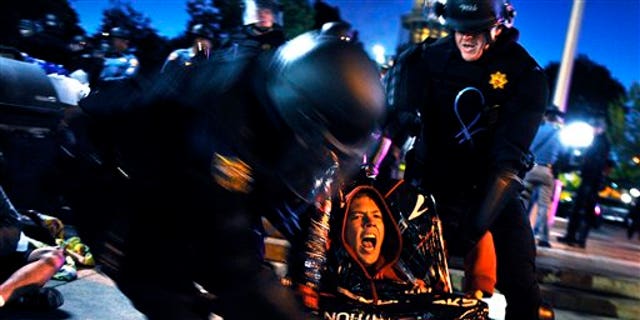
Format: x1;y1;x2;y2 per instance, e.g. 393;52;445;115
540;218;640;280
0;218;637;319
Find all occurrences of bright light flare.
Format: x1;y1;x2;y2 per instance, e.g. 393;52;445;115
279;33;316;62
621;193;633;204
559;121;594;148
372;44;385;65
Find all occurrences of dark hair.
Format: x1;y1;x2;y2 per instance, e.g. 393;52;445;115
349;189;384;215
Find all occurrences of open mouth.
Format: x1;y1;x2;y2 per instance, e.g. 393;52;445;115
461;42;477;52
361;233;377;252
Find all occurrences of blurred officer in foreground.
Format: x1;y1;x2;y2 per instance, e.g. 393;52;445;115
98;27;139;82
161;24;217;73
58;26;385;319
372;0;551;319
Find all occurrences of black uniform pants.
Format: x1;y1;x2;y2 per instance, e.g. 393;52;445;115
565;181;600;245
438;195;540;320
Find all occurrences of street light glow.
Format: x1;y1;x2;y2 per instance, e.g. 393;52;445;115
559;121;594;148
372;44;386;65
621;193;633;204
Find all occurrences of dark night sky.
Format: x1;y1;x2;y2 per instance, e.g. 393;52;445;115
72;0;639;89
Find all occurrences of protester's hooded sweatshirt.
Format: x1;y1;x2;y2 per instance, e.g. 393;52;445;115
322;185;406;304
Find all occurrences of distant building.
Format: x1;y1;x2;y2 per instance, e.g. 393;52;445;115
399;0;448;51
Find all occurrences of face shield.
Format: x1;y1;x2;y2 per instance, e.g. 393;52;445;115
259;30;386;203
243;0;282;27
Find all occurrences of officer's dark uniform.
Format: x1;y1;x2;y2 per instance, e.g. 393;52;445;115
97;27;139;83
225;23;286;54
385;25;548;320
98;48;138;81
161;24;217;74
561;131;610;247
59;27;385;319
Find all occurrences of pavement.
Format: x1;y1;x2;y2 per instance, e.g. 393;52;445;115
0;218;638;320
533;218;640;319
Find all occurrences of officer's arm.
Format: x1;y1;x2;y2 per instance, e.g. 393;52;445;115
467;63;549;244
368;45;424;175
384;44;425;147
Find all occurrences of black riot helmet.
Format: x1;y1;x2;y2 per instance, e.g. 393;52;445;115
256;23;385;199
256;0;280;13
260;23;386;176
190;23;215;40
436;0;516;33
18;19;40;37
109;27;131;40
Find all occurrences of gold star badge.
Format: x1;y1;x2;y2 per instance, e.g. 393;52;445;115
489;71;508;89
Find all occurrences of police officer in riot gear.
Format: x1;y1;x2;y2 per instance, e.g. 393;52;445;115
375;0;551;319
98;27;139;82
161;24;217;73
59;25;385;319
222;0;286;53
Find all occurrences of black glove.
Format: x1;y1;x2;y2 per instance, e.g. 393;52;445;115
464;170;524;248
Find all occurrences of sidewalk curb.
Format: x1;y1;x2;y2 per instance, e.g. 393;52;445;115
538;266;640;300
540;284;640;320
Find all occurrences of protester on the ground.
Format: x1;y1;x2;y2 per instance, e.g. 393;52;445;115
523;105;564;248
0;186;64;311
58;26;385;319
304;178;489;319
333;186;406;291
369;0;552;318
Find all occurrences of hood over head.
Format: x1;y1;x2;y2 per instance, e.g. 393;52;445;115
340;185;402;278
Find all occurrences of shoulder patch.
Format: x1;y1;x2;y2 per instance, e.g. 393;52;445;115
211;153;253;193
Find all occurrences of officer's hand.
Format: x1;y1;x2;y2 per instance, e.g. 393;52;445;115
364;164;379;178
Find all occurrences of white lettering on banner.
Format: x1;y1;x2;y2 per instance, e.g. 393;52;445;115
323;311;392;320
433;297;479;307
459;4;478;12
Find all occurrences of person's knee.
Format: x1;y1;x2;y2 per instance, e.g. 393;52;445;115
464;232;497;296
29;247;65;270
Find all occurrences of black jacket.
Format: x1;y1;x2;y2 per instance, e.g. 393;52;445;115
224;23;286;54
386;27;549;243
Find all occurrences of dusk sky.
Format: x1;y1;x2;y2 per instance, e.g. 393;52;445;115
72;0;639;89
